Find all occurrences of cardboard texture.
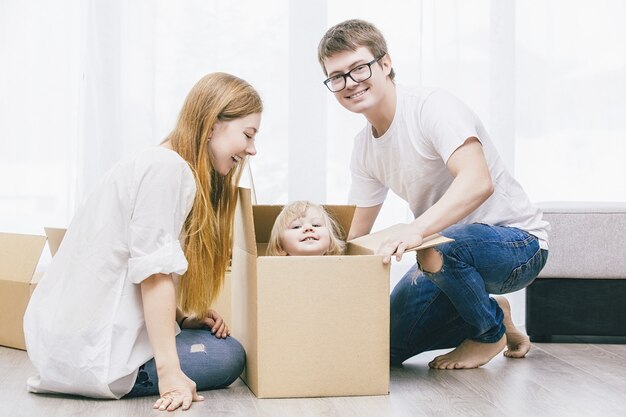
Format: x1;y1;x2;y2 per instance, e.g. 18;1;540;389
350;223;454;254
44;227;66;257
0;232;47;350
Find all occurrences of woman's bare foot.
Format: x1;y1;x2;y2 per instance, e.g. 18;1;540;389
495;295;532;358
428;335;506;369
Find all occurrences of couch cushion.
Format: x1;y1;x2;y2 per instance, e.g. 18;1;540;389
537;202;626;279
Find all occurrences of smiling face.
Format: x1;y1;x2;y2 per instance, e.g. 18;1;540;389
279;207;332;256
323;46;393;116
208;112;261;176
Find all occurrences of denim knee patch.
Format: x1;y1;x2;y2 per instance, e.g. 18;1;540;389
415;249;445;277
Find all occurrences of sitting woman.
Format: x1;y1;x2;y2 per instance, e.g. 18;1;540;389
24;72;262;412
266;201;345;256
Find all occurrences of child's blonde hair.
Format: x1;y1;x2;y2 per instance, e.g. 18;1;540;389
266;201;346;256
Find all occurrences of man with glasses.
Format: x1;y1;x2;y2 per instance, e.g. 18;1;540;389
318;19;549;369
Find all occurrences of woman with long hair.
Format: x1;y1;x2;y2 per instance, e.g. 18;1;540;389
24;72;262;411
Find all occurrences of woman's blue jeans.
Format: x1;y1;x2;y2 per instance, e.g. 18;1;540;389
390;223;548;365
124;329;245;397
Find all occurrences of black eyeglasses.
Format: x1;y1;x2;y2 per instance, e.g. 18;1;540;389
323;56;384;93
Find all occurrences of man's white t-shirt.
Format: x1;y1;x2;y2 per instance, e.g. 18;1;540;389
24;147;196;399
349;85;549;247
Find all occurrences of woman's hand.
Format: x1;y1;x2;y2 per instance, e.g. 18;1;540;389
141;274;201;411
181;309;230;338
153;368;204;411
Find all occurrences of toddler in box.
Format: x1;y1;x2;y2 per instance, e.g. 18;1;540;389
266;201;345;256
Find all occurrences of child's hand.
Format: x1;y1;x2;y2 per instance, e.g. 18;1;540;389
181;309;230;338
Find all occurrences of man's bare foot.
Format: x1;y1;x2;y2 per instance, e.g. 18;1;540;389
428;335;506;369
495;295;532;358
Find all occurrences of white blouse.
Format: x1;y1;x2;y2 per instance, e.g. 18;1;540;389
24;147;196;398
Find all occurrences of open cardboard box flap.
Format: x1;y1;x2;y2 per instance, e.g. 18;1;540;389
44;227;66;257
349;224;454;254
0;233;47;283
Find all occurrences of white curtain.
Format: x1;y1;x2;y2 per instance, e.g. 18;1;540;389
515;0;626;202
1;0;81;234
2;0;625;322
0;0;291;235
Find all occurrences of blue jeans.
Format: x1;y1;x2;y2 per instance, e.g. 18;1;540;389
124;329;245;397
390;223;548;365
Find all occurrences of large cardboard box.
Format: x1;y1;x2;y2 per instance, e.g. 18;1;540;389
0;233;47;350
230;187;450;399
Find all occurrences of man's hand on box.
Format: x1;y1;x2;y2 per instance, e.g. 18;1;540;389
181;309;230;338
377;225;424;264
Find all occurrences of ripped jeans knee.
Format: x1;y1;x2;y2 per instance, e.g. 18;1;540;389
416;248;444;274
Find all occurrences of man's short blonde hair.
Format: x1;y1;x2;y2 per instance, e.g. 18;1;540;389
266;201;346;256
318;19;395;80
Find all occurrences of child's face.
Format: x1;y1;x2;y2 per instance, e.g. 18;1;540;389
208;112;261;175
280;207;332;256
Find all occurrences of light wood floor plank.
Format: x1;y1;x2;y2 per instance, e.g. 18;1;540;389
392;353;509;417
412;351;586;417
536;342;626;386
3;342;626;417
528;343;624;416
593;343;626;360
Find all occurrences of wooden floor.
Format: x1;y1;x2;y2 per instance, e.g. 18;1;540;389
2;336;625;417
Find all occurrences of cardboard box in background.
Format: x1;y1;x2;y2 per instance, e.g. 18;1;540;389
0;233;47;350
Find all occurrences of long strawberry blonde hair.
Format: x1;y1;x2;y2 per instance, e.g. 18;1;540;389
167;72;262;319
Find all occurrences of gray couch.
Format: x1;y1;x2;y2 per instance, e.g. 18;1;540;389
525;202;626;341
